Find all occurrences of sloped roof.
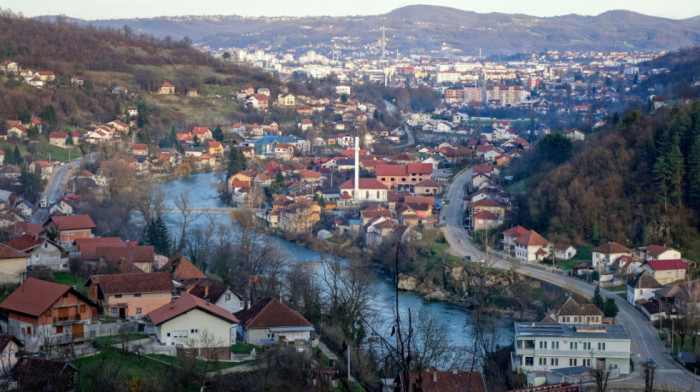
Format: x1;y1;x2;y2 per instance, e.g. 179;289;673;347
646;245;676;258
148;294;238;326
46;215;96;231
339;178;388;190
95;246;154;263
647;259;687;271
557;297;603;317
515;230;547;246
470;198;503;208
0;243;28;259
592;242;631;255
472;210;499;220
628;270;662;290
502;225;529;238
403;367;487;392
6;235;47;252
0;278;94;317
4;222;45;237
87;272;174;295
234;297;312;329
75;237;124;260
159;255;206;281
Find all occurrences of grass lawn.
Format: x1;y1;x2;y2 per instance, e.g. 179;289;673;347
74;349;173;388
506;179;526;194
607;284;627;292
231;342;263;355
53;272;88;296
573;244;593;262
617;292;627;300
147;354;253;373
46;145;80;162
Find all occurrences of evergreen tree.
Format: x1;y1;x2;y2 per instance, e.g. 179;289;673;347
192;135;202;147
226;148;246;178
146;215;171;256
42;104;58;132
688;133;700;210
668;143;684;209
603;297;619;318
137;102;150;128
19;109;31;124
13;146;21;165
27;125;39;139
65;134;73;145
270;170;285;194
213;125;224;142
593;284;604;309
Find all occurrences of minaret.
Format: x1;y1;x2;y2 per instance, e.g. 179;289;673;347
381;26;386;60
354;136;360;201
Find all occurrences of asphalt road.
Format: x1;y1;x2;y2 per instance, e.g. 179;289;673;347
44;160;80;205
440;168;700;390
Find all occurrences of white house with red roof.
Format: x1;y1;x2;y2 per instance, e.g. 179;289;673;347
159;81;175;95
148;294;238;356
502;225;529;257
643;259;688;285
514;230;549;262
339;178;388;203
643;245;681;261
234;297;314;346
49;132;68;148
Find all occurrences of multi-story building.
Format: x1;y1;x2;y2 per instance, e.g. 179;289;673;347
512;322;631;375
375;163;433;192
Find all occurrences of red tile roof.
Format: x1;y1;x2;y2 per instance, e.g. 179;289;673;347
49;132;68;139
6;235;46;252
87;272;174;295
148;294;238;326
339;178;388;190
646;245;675;258
95;246;154;263
502;225;529;238
159;255;206;281
515;230;548;246
592;242;631;255
234;298;312;329
472;210;499;220
0;278;94;317
403;367;487;392
46;215;96;231
647;259;688;271
0;243;28;259
470;198;503;208
4;222;44;237
75;237;124;260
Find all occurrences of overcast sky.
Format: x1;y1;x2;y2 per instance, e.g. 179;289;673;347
3;0;699;20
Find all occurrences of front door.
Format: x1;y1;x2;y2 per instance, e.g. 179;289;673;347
119;308;126;319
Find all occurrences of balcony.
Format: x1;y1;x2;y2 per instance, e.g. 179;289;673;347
53;314;81;325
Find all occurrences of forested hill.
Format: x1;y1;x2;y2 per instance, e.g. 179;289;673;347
0;12;278;133
513;103;700;260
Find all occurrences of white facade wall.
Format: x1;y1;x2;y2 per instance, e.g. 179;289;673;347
156;309;234;348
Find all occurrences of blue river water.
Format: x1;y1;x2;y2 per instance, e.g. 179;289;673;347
155;171;513;351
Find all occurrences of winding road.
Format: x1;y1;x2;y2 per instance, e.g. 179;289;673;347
440;168;700;391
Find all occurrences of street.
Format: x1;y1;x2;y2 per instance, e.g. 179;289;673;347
440;168;700;390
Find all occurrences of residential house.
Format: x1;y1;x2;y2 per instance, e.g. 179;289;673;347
159;82;175;94
514;230;549;262
469;210;503;231
644;245;681;261
396;367;487;392
414;180;441;196
339;179;389;203
29;161;52;180
86;272;175;319
563;129;585;141
0;244;29;283
591;242;632;269
159;255;206;283
15;200;33;217
148;294;238;359
186;280;245;314
234;298;314;346
626;270;662;305
192;126;213;142
0;334;21;374
131;144;148;156
375;163;433;192
207;141;224;156
366;218;401;246
94;245;155;273
6;125;27;139
278;200;321;234
0;278;96;352
44;215;96;244
643;259;688;285
553;244;577;260
555;297;603;325
512;322;631;375
248;94;269;110
298;170;322;184
12;357;77;391
278;93;296;106
6;235;65;271
298;119;313;131
470;198;505;218
274;143;295;161
49;132;68;148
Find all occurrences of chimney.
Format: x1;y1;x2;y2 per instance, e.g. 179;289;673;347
204;284;209;298
354;136;359;201
432;372;437;382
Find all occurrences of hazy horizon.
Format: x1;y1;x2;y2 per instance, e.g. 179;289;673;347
3;1;699;21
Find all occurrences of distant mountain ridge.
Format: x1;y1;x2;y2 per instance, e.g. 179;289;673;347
52;5;700;56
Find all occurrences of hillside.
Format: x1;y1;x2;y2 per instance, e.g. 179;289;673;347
0;13;278;134
73;6;700;55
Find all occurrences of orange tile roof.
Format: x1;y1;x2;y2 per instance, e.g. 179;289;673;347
159;255;206;281
0;278;94;317
234;298;311;329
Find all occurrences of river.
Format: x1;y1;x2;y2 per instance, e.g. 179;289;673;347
155;172;513;352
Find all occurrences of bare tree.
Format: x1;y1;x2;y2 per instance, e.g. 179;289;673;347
174;191;200;252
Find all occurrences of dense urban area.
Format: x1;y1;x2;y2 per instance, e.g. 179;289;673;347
0;5;698;392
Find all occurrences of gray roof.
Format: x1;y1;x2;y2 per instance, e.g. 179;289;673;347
514;322;630;340
628;270;662;290
0;190;12;203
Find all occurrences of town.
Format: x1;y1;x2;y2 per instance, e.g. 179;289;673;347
0;7;698;392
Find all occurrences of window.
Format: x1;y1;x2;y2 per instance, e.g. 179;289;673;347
45;310;51;317
225;294;231;301
26;326;32;335
56;326;63;334
110;307;117;314
539;341;547;349
115;294;122;298
583;359;591;367
570;342;578;350
598;342;606;351
552;341;559;349
79;305;86;313
525;357;534;366
550;358;559;366
583;342;591;350
569;358;577;366
191;329;198;334
136;308;142;314
539;358;546;365
267;333;275;338
134;293;141;297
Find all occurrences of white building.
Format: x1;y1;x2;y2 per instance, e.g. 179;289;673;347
234;298;314;346
512;322;631;376
626;270;662;305
591;242;631;269
339;178;388;203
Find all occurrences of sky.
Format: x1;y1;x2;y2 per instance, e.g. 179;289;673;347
2;0;699;20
